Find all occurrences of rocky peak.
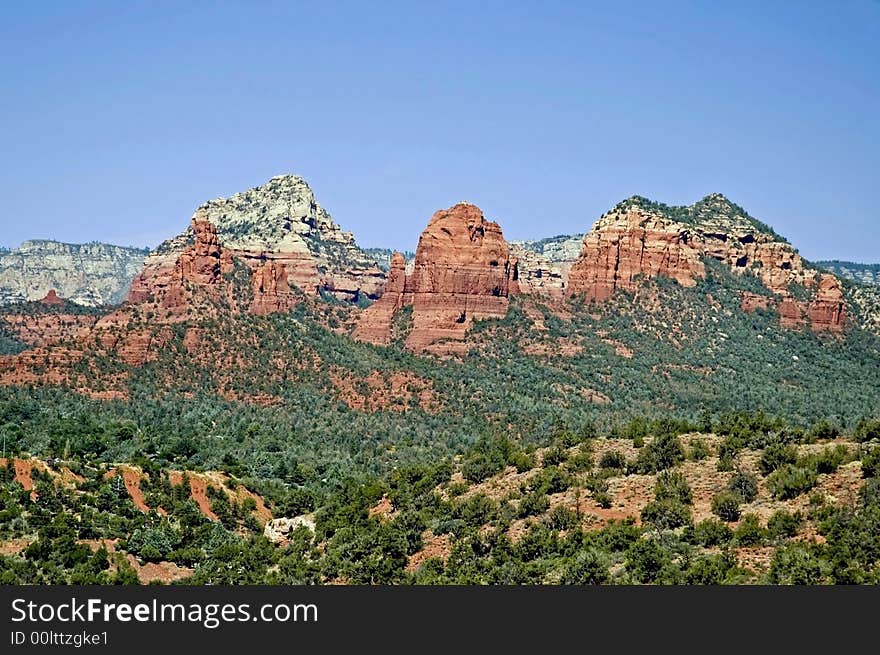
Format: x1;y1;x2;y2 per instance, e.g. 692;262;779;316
355;203;516;353
137;175;384;304
570;193;845;333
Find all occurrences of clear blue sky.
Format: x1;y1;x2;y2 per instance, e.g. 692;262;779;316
1;1;877;262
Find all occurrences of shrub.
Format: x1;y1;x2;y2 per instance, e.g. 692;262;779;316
768;543;829;585
861;447;880;479
594;491;613;509
541;446;568;467
462;452;503;483
626;539;670;583
654;470;693;505
691;518;733;547
567;443;594;472
634;433;685;473
767;465;818;500
518;491;550;519
716;454;735;472
808;420;840;441
531;466;571;495
640;499;692;531
758;443;798;476
711;492;742;522
599;450;627;471
509;451;535;473
801;445;849;475
734;514;765;546
688;438;710;461
854;418;880;443
767;510;802;540
560;549;608;585
728;470;758;503
685;553;734;585
544;506;578;531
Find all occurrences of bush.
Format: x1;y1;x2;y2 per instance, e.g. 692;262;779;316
690;518;733;547
625;539;670;583
654;470;693;505
688;438;710;461
544;506;578;531
640;499;692;531
767;510;802;540
861;447;880;479
758;443;799;476
462;452;504;484
599;450;627;471
734;514;765;546
767;465;818;500
685;553;734;585
541;446;568;467
801;445;849;475
594;491;613;509
633;433;685;474
567;443;594;472
808;420;840;441
854;418;880;443
518;491;550;519
509;451;535;473
768;543;829;585
711;492;742;522
728;470;758;503
560;549;608;585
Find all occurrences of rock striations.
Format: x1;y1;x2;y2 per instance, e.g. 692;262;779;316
137;175;384;305
0;240;148;307
355;203;517;353
567;194;847;333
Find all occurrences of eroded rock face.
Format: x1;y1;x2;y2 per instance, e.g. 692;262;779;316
807;274;847;332
507;244;568;297
568;209;705;302
405;203;515;353
0;241;148;307
354;203;516;353
353;252;408;345
249;260;297;316
568;195;848;333
141;174;384;303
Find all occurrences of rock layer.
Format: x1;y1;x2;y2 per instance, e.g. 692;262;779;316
355;203;516;353
140;175;385;304
568;195;847;333
0;240;148;306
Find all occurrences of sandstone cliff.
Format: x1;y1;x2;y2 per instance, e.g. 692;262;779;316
136;175;384;304
0;240;148;306
568;194;847;333
355;203;516;353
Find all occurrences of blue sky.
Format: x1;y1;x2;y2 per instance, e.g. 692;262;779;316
1;1;877;261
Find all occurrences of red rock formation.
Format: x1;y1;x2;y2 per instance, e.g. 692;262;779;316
568;209;705;302
128;210;233;307
807;274;847;332
176;215;233;286
354;203;516;353
568;203;848;334
250;260;297;315
779;297;805;328
405;203;514;353
40;289;64;306
0;313;98;348
740;292;772;313
353;252;409;345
